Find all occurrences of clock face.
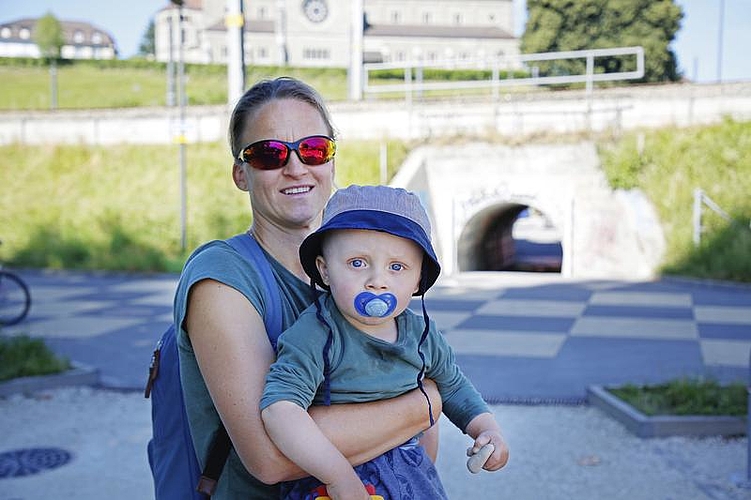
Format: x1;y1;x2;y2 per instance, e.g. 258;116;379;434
303;0;328;23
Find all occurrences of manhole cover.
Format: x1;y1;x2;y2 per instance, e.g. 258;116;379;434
0;448;73;478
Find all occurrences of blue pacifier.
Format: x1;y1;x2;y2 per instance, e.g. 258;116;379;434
354;292;397;318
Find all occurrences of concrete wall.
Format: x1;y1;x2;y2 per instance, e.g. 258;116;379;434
391;142;665;279
2;83;750;146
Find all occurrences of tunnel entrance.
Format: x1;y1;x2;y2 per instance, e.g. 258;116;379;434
457;202;562;273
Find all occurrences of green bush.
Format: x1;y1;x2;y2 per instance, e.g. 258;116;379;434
599;118;751;282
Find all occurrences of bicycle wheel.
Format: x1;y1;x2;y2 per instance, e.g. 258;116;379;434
0;271;31;326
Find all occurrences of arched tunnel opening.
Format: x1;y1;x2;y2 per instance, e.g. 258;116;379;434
456;202;563;273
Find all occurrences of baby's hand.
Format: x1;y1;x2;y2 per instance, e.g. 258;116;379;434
325;475;371;500
466;431;509;473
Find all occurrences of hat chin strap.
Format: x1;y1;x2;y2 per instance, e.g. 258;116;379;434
354;292;397;317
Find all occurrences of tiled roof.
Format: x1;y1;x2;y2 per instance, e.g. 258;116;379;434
0;17;116;48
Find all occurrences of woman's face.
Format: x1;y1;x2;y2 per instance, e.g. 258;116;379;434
233;98;335;232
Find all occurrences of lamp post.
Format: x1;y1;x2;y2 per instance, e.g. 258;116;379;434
166;13;175;107
717;0;725;83
171;0;187;251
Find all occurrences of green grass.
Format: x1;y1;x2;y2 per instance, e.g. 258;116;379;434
0;58;538;110
608;378;747;417
0;334;71;381
0;139;410;272
0;59;349;109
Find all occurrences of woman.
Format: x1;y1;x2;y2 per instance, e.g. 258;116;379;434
173;77;442;498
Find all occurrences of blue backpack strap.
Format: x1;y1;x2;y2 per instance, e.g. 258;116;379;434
147;232;284;499
196;232;284;495
225;232;283;348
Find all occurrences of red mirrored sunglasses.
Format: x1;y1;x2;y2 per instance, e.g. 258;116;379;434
237;135;336;170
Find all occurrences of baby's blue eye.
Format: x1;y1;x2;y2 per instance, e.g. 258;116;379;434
351;259;364;268
390;263;404;271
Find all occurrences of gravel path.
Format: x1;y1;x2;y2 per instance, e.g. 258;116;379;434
0;387;748;500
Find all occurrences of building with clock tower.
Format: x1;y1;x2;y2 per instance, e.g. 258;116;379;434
154;0;518;73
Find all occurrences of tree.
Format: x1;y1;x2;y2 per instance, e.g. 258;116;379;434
521;0;683;83
138;19;156;58
34;12;64;109
34;11;64;61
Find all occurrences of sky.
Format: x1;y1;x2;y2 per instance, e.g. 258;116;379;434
0;0;748;83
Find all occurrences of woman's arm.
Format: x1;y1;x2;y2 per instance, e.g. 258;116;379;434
262;400;369;499
309;378;442;467
186;280;442;484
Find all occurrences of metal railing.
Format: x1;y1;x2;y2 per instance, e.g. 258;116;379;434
362;46;644;100
692;188;735;246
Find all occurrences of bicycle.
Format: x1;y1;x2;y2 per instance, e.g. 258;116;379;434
0;240;31;326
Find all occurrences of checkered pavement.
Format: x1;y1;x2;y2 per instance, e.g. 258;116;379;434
414;274;751;403
9;270;751;401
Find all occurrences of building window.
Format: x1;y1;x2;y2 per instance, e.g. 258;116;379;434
390;11;400;23
259;7;267;19
427;51;437;61
92;32;102;44
422;12;432;24
1;27;10;38
74;30;84;43
19;28;30;39
303;48;330;60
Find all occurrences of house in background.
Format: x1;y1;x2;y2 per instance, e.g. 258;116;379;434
0;17;117;60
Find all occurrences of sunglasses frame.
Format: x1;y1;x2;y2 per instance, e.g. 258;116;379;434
237;135;336;170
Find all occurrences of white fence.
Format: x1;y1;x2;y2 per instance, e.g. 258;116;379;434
362;46;645;100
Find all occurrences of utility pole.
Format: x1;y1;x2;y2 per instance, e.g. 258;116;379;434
349;0;364;100
226;0;245;107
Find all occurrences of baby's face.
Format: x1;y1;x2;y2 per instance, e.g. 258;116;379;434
316;229;423;333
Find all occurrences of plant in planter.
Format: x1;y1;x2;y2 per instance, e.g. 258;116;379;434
588;377;748;438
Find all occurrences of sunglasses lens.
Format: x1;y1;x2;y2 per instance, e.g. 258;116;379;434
298;137;335;165
244;141;288;170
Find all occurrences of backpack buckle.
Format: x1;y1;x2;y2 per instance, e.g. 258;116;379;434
197;475;218;496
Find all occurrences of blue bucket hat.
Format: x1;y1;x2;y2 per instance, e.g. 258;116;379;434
299;184;441;295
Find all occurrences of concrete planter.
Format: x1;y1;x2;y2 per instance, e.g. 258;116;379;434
0;363;99;397
587;385;747;438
